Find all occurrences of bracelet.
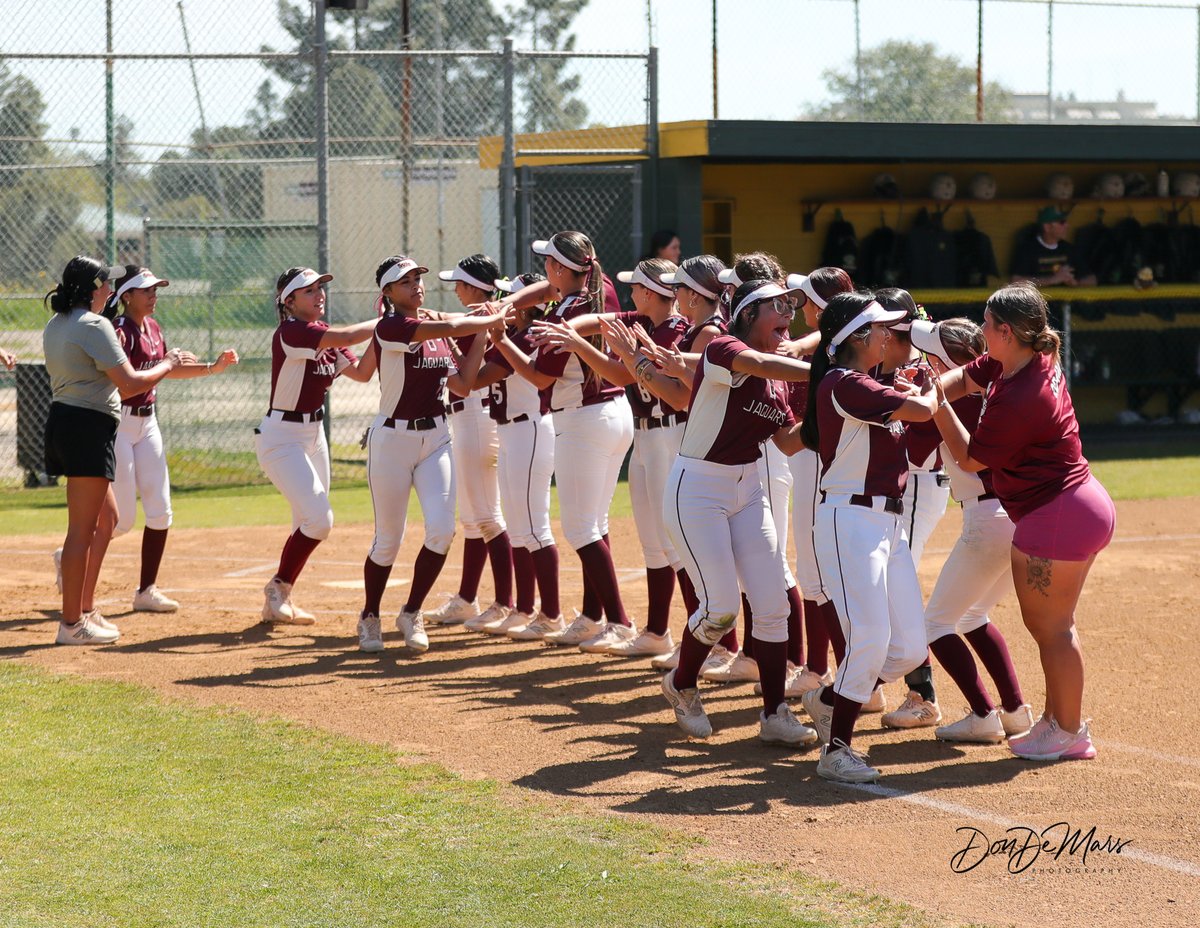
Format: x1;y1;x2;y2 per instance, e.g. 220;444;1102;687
635;356;655;386
205;362;212;376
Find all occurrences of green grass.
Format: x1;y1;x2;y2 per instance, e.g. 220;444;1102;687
0;662;958;928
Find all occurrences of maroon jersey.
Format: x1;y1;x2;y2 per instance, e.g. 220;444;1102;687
113;314;166;408
678;335;795;466
486;326;549;422
534;292;624;411
875;366;942;471
270;319;356;414
601;274;620;313
613;310;689;418
786;353;814;418
816;368;910;498
677;316;727;353
964;352;1090;522
942;393;996;500
374;313;455;419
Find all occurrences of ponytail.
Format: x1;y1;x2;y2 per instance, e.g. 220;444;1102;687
986;282;1061;356
799;349;832;452
1032;329;1061;356
584;256;605;315
44;255;109;315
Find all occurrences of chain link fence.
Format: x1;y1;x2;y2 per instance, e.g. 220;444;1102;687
0;0;653;489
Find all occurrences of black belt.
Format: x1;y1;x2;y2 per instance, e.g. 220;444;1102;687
936;472;952;488
123;405;155;417
635;411;688;431
270;408;323;423
496;413;531;425
383;414;445;431
961;491;997;506
448;396;490;414
823;491;905;515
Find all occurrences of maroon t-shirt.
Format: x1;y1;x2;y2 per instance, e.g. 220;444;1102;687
816;368;910;498
614;310;689;418
677;335;795;466
486;326;550;422
113;314;166;408
534;291;624;410
374;313;455;419
963;352;1091;522
270;319;356;414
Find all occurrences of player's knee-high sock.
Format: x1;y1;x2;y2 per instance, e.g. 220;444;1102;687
645;566;676;636
276;529;322;585
718;627;739;653
820;600;847;665
829;692;864;748
581;563;602;620
458;537;488;602
672;629;714;691
404;546;448;613
576;540;629;626
785;585;804;667
676;568;700;615
740;594;755;659
486;533;514;608
929;634;994;717
531;545;560;618
512;546;536;616
904;655;937;703
804;599;830;676
363;556;393;617
755;638;788;716
138;528;168;592
965;624;1025;712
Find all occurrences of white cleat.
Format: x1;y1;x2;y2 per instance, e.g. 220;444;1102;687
53;547;63;594
861;685;887;714
507;612;566;641
817;738;880;783
881;691;942;729
606;629;674;658
661;671;712;739
801;685;834;745
759;704;819;747
357;612;385;653
578;621;638;654
132;584;179;613
543;612;604;647
697;644;735;678
701;650;759;684
56;613;119;646
261;579;313;625
396;610;429;652
85;609;118;632
465;602;509;633
426;594;480;626
650;642;681;671
999;703;1036;737
936;709;1006;744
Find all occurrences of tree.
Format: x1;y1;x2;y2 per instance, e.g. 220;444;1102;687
806;40;1012;123
507;0;589;133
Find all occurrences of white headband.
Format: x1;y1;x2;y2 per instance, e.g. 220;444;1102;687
113;271;168;304
279;268;333;305
786;273;827;311
379;259;428;291
660;266;718;300
617;267;674;299
438;265;494;293
827;301;909;358
531;238;591;273
731;282;801;322
717;268;742;287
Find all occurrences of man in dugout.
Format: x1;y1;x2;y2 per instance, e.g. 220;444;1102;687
1010;206;1097;288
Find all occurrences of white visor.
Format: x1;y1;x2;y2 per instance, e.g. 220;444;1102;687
114;271;169;304
617;267;674;299
660;267;717;300
100;265;125;281
531;238;589;273
494;276;527;294
279;268;333;304
787;273;828;311
379;259;429;291
438;265;495;293
731;282;802;322
909;319;957;368
717;268;742;287
828;301;909;356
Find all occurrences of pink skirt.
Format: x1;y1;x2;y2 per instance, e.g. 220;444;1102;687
1012;475;1116;562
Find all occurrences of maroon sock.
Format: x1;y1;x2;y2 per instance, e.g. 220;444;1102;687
672;629;714;691
276;529;322;585
363;557;393;617
458;537;488;602
740;594;755;659
531;545;561;617
820;600;847;665
830;692;864;747
755;638;788;716
486;533;514;608
645;566;676;636
581;562;602;621
820;683;836;707
513;546;536;615
804;599;830;676
576;540;629;626
138;527;168;592
965;624;1026;712
718;627;739;652
785;586;804;667
930;634;994;717
677;568;700;615
404;546;448;613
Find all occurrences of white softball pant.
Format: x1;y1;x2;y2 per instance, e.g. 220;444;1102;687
787;447;828;604
113;410;172;535
628;421;684;570
496;412;556;551
757;439;797;588
925;497;1015;643
903;470;951;567
449;398;505;542
663;457;789;645
366;415;456;566
255;414;333;541
816;501;928;703
552;397;634;551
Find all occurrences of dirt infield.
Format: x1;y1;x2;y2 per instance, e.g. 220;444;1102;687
3;496;1199;927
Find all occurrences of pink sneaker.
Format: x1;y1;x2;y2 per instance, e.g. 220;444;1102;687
1009;719;1096;761
1008;712;1053;750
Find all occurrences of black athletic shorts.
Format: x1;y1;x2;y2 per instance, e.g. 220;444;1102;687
44;402;118;481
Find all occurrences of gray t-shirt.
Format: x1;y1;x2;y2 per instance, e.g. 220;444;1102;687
42;308;126;420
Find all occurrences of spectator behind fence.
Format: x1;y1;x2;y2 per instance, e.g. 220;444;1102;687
643;229;681;265
1010;206;1096;288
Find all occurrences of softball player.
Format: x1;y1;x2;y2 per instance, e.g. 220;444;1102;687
931;283;1115;761
356;257;508;653
257;267;379;626
798;292;939;783
492;231;634;651
659;278;816;746
426;254;515;630
105;265;238;613
905;318;1033;744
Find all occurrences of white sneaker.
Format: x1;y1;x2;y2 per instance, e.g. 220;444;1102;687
801;685;834;745
1000;703;1036;737
396;610;429;652
759;704;819;747
262;578;313;625
702;650;759;683
543;612;604;647
579;621;638;654
862;686;887;713
606;629;674;657
936;709;1006;744
84;609;118;632
881;691;942;729
465;602;509;633
53;547;63;593
507;612;566;641
698;644;735;677
486;609;530;636
661;671;712;739
357;612;384;653
650;642;681;671
817;738;880;783
56;614;119;646
473;603;515;635
132;584;179;613
426;594;480;626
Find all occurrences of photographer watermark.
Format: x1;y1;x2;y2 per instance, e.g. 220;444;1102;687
950;822;1131;874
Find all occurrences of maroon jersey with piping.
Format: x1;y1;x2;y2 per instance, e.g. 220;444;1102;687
533;292;624;410
786;353;815;418
269;319;355;414
485;326;550;422
816;368;910;498
613;310;689;418
113;314;166;408
677;316;726;353
373;313;455;419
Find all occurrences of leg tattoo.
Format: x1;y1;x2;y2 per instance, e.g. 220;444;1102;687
1026;556;1052;597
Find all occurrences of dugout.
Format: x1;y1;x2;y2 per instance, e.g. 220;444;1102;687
481;119;1200;425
